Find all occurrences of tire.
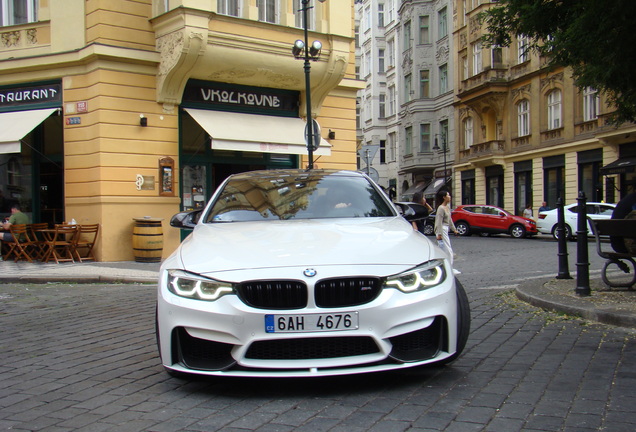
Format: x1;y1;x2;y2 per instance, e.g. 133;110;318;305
510;224;526;238
423;223;434;236
551;224;572;241
456;221;471;236
435;278;471;365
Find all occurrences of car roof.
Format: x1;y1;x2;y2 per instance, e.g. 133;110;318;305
226;169;367;181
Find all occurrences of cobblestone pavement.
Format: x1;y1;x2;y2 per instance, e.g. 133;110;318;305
1;282;634;432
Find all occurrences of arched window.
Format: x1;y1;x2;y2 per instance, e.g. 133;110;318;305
517;99;530;136
547;89;562;130
463;117;473;149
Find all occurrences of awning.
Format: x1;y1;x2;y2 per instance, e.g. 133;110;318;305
600;157;636;175
422;177;451;199
0;108;57;154
184;108;331;156
400;181;428;200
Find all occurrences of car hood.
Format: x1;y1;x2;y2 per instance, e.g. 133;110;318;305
171;217;434;277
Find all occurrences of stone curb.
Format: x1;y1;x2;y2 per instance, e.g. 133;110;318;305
516;277;636;329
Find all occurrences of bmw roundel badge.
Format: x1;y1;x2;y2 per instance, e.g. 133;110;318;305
303;268;317;277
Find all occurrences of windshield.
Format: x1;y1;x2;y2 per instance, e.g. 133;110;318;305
204;171;395;223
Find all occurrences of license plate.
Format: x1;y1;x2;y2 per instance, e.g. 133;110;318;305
265;312;359;333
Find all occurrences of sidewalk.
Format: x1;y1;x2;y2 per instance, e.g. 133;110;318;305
1;259;634;329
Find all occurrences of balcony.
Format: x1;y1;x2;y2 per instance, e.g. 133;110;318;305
458;68;508;95
0;21;50;59
458;140;505;162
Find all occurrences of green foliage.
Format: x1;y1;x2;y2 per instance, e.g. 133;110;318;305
480;0;636;124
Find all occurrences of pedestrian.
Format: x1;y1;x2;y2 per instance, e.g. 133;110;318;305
522;203;533;219
538;201;550;213
411;191;433;233
434;190;459;274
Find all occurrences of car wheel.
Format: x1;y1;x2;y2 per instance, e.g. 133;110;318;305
435;278;471;365
551;224;572;241
456;221;471;236
423;223;434;236
510;224;526;238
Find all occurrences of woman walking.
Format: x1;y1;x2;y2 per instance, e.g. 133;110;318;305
434;189;459;273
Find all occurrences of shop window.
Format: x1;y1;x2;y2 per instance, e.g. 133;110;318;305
7;157;20;187
0;0;37;26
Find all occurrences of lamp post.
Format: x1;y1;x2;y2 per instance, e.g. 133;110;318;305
432;133;448;181
292;0;326;170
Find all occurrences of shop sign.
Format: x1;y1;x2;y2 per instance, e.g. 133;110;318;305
183;80;298;115
0;82;62;111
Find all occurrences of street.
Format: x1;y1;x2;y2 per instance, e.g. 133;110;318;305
1;235;635;432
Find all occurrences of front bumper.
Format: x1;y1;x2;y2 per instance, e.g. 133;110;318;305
156;265;460;377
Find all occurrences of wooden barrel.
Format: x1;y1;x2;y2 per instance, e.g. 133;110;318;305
132;217;163;263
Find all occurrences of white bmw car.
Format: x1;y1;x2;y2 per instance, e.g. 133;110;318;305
537;202;616;240
157;169;470;378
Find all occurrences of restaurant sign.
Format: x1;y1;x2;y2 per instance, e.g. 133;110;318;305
0;82;63;111
183;80;299;116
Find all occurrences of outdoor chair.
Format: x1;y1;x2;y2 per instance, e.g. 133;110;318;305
28;222;49;261
4;224;37;262
73;223;99;262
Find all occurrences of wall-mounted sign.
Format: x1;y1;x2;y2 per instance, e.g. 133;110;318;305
159;157;175;197
136;174;155;191
76;101;88;113
65;117;81;125
183;79;299;116
0;81;63;111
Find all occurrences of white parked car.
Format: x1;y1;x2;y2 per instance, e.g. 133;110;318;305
537;202;616;240
157;169;470;378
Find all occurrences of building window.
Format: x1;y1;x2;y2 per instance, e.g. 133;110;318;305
439;120;449;145
472;41;482;76
387;0;394;24
404;74;412;102
462;56;468;80
547;89;562;130
364;50;371;77
463;117;473;149
388;132;396;162
404;20;412;50
219;0;240;17
380;140;386;164
517;99;530;136
378;49;385;73
378;3;385;27
294;0;313;29
517;34;529;64
419;16;429;44
258;0;277;23
405;126;413;155
583;87;599;121
420;124;431;153
379;93;386;118
420;70;430;98
439;64;448;94
1;0;37;25
491;47;503;67
387;39;395;69
462;0;467;26
438;7;447;39
388;85;396;116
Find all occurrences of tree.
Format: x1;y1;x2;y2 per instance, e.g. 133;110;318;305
480;0;636;125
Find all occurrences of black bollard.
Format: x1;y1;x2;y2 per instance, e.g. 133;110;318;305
556;197;572;279
575;191;590;296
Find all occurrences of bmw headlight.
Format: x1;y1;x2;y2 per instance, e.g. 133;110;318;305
167;269;234;301
383;259;446;293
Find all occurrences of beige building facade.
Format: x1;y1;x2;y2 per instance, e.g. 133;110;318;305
452;1;636;217
0;0;360;261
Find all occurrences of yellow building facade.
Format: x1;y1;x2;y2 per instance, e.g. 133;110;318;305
452;1;636;217
0;0;360;261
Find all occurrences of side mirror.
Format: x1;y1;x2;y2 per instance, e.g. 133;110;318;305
170;209;203;229
394;202;430;222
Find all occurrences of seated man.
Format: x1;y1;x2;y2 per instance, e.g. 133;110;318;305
610;188;636;254
1;204;29;254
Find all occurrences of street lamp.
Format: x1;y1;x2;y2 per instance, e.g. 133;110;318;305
292;0;326;170
432;133;448;182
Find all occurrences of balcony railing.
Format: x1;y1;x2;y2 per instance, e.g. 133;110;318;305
459;67;508;94
458;140;505;160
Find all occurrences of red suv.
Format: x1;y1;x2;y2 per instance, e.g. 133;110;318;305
451;205;537;238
